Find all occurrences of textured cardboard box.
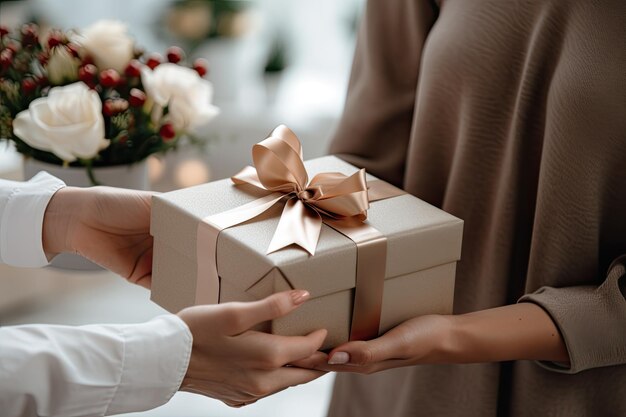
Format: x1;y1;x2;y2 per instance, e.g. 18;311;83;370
151;156;463;349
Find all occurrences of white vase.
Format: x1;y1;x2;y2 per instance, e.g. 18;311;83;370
23;158;150;270
23;158;150;189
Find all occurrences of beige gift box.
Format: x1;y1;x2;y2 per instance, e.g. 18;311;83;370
150;156;463;349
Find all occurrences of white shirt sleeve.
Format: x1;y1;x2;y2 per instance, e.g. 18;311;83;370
0;171;66;267
0;315;192;417
0;173;193;416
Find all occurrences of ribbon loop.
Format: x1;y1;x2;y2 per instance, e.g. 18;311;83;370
231;125;370;254
253;136;307;192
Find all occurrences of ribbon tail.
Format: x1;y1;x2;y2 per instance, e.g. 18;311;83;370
206;192;285;230
267;198;323;256
195;192;285;305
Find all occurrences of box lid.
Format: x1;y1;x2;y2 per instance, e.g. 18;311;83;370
151;156;463;299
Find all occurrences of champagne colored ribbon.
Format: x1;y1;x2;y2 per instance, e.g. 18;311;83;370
196;125;405;341
231;125;371;256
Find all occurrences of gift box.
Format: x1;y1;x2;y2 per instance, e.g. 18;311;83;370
150;127;463;349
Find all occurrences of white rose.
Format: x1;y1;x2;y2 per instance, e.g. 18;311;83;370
47;46;80;85
141;63;219;131
75;20;134;72
13;82;109;162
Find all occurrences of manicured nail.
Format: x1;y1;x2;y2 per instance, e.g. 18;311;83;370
328;352;350;365
291;290;310;305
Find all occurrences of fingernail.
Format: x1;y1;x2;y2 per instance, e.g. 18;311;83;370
328;352;350;365
291;290;310;305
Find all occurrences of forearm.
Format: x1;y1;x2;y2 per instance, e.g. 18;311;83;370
445;302;570;364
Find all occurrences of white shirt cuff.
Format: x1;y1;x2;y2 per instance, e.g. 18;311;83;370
106;314;193;415
0;171;66;267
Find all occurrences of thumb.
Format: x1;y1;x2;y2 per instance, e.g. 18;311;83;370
219;289;310;335
327;336;401;366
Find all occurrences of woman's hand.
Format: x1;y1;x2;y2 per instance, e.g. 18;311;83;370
178;289;327;407
296;303;569;374
294;314;452;374
43;186;154;288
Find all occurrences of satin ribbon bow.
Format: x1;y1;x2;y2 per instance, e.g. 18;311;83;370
231;125;370;255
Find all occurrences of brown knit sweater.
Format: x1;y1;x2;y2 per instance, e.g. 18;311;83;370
326;0;626;416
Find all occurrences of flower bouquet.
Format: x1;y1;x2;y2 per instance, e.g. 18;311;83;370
0;20;219;184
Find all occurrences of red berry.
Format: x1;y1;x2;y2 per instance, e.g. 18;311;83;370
166;46;184;64
0;49;13;70
124;59;142;78
47;31;64;49
0;26;9;38
103;98;128;116
99;69;120;88
37;75;48;86
193;58;209;77
103;100;116;117
6;42;20;53
116;99;129;112
129;88;147;107
146;53;161;70
22;77;38;94
159;123;176;141
78;64;98;85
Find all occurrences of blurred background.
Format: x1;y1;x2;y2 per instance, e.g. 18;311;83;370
0;0;364;415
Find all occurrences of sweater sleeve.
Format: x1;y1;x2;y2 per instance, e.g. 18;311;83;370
328;0;438;187
519;255;626;374
0;315;193;417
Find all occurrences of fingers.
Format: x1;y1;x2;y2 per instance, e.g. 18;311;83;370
246;367;326;398
181;368;326;406
289;351;329;369
218;290;311;335
236;328;328;368
291;344;413;374
132;275;151;289
314;358;414;374
326;334;405;366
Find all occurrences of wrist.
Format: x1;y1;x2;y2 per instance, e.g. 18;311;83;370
42;187;82;257
428;315;462;364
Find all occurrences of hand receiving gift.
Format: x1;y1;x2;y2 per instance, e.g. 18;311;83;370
178;289;327;407
294;303;569;375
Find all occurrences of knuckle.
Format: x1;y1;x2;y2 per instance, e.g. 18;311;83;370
355;346;373;366
219;305;246;332
248;378;271;397
266;296;286;318
260;347;283;369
